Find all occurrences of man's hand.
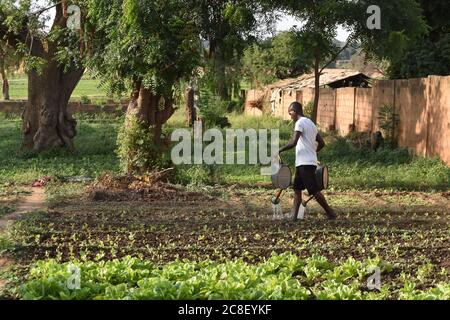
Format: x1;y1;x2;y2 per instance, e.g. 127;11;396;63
279;131;301;154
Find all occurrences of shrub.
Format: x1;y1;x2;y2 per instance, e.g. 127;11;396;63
116;115;170;174
80;96;91;105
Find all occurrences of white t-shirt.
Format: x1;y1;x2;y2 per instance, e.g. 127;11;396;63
294;117;318;167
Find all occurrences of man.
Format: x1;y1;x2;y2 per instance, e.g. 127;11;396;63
279;102;336;221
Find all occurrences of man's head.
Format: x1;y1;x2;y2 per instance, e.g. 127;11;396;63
288;102;303;121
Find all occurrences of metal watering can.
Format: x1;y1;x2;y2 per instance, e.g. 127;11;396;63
271;156;329;219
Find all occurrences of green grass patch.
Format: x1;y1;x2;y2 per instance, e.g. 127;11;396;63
0;111;448;191
4;77;109;100
0;205;15;217
0;116;120;184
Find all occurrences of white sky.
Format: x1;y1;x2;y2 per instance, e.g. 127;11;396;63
276;14;351;42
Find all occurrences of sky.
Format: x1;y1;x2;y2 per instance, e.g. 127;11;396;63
276;14;351;42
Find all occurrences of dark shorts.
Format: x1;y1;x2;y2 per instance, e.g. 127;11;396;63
293;165;319;195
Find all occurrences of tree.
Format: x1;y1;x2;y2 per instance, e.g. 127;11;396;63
242;31;312;88
195;0;276;100
0;0;86;151
0;40;14;100
86;0;201;172
278;0;427;124
388;0;450;78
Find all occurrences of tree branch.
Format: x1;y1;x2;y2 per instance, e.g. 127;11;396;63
319;31;360;73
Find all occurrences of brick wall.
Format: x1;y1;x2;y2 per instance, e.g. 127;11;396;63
335;88;356;135
243;75;450;165
354;88;373;132
426;76;450;164
396;78;428;156
0;101;127;116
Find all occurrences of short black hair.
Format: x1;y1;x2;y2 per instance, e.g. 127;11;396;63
289;102;303;115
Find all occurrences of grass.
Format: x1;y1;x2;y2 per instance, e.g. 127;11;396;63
3;76;110;101
0;110;448;191
0;113;120;185
168;110;449;191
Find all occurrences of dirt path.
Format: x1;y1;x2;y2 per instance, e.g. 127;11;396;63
0;187;46;294
0;188;46;232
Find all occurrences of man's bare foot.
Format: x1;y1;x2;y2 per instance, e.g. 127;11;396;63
325;209;337;220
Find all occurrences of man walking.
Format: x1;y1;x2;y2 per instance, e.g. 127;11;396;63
279;102;336;221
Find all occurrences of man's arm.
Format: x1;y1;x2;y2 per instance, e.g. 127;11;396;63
316;133;326;152
279;131;301;154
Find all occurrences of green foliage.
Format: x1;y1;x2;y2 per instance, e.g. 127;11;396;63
197;96;231;129
87;0;201;98
19;253;450;300
242;31;311;87
0;204;14;217
80;96;91;105
388;0;450;78
0;116;120;184
377;104;399;146
174;165;218;187
116;115;169;174
303;102;314;119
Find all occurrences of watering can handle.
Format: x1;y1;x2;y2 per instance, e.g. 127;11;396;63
276;154;283;164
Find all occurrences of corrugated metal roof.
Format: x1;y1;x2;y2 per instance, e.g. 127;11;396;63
266;69;369;90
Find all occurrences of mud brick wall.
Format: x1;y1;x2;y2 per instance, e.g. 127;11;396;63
426;76;450;164
278;89;297;120
354;88;373;132
335;88;356;135
316;88;336;132
0;101;127;115
297;88;315;108
371;80;395;133
396;78;428;156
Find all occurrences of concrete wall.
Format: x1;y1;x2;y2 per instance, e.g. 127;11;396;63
243;75;450;165
0;101;127;116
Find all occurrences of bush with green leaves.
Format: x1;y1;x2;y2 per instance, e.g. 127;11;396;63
80;96;91;105
116;115;170;174
377;104;399;146
197;85;231;129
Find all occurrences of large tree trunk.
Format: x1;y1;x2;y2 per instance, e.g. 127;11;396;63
1;78;8;100
0;56;9;100
216;53;229;101
22;61;84;151
126;81;176;146
185;86;196;127
312;55;321;124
